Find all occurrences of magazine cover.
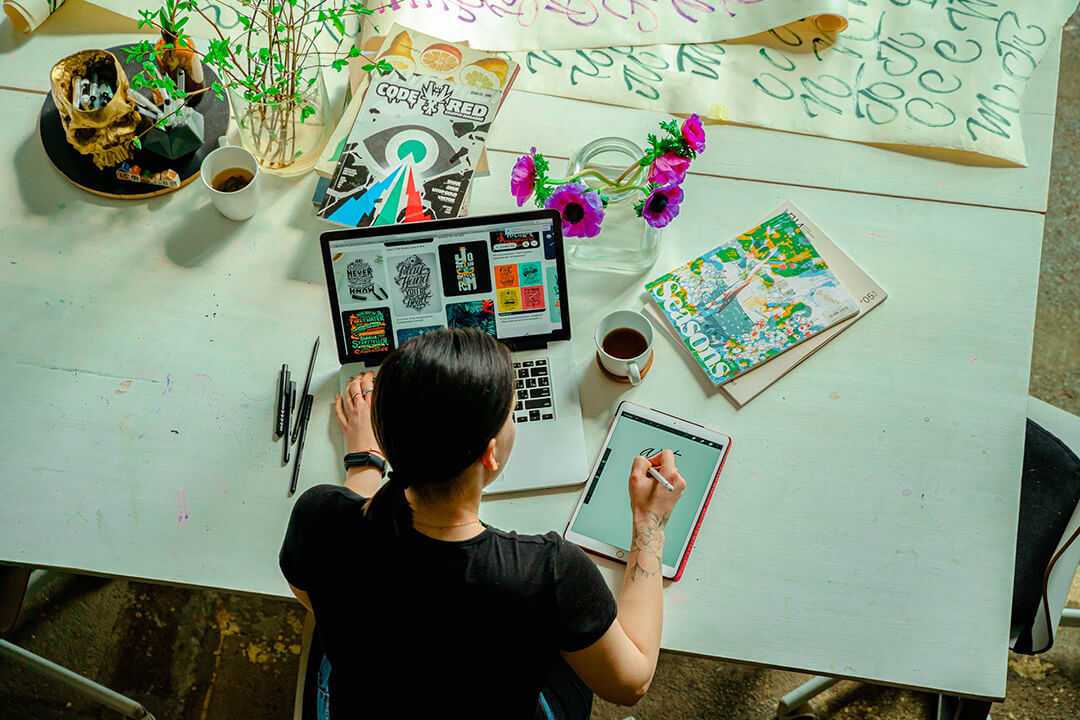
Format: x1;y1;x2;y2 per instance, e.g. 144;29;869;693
644;203;859;386
317;70;500;228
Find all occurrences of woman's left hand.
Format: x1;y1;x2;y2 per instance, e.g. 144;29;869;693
335;372;381;456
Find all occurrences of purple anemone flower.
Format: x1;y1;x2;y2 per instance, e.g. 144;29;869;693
510;148;537;206
681;114;706;154
545;182;604;238
641;184;683;229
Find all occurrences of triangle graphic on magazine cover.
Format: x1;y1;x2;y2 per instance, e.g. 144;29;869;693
372;164;409;226
402;167;431;223
327;165;403;227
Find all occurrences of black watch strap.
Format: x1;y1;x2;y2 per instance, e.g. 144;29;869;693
344;451;387;474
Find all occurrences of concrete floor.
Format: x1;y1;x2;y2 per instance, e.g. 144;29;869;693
3;12;1080;720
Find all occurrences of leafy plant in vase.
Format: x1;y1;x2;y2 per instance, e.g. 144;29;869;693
127;0;392;174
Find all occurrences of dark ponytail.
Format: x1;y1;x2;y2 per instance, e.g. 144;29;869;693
363;328;515;536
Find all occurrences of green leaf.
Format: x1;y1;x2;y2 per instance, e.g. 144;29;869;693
174;16;188;30
237;15;250;28
300;105;316;122
348;46;361;57
361;63;375;71
258;47;271;61
132;136;142;150
331;58;348;71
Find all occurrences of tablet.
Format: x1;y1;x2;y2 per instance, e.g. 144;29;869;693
564;402;732;581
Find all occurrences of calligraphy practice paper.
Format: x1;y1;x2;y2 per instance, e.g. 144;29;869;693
370;0;848;51
496;0;1078;165
4;0;65;32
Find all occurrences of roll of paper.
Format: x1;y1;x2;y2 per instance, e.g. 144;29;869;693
3;0;66;33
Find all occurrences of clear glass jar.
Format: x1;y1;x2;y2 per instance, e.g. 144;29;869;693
565;137;661;274
230;66;330;177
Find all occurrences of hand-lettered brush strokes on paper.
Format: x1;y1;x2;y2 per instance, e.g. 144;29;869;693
498;0;1079;165
645;204;858;386
369;0;849;51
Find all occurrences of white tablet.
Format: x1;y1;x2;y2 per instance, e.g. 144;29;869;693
564;402;732;580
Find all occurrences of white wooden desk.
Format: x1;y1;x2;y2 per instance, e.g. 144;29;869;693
0;14;1056;703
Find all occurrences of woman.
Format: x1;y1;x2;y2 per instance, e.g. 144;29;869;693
279;328;686;719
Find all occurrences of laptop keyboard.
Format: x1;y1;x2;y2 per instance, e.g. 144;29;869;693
512;359;555;424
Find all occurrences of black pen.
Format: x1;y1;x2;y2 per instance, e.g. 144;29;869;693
290;394;314;495
292;337;320;444
275;363;288;437
283;380;296;464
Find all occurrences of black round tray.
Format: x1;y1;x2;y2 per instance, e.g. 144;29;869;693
39;42;230;199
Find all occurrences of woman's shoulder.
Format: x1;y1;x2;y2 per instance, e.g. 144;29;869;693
290;484;368;524
484;527;584;559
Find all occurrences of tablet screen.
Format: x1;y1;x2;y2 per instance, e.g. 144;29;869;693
570;411;727;567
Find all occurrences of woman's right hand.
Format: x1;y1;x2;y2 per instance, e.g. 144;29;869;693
335;372;381;456
628;450;686;527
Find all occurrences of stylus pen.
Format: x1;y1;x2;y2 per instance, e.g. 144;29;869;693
289;394;314;495
292;337;319;444
648;467;675;492
283;381;296;464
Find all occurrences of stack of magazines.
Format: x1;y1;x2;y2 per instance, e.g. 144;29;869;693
315;25;519;228
643;202;887;407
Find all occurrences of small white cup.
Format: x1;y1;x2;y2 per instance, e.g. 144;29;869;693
200;144;260;221
595;309;654;385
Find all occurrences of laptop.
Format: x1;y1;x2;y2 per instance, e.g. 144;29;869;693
319;209;588;494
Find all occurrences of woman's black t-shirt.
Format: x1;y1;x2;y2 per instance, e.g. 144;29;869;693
279;484;618;719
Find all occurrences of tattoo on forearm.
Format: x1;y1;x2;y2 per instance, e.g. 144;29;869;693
628;512;665;582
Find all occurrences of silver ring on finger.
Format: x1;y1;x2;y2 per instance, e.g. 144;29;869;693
362;388;373;396
351;392;362;401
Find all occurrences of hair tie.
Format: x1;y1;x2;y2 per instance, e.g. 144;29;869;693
387;470;411;490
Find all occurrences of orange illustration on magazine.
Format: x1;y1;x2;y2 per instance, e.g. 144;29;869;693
462;58;510;88
380;31;415;72
420;43;463;73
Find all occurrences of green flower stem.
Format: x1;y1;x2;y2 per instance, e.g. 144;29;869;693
550;162;645;190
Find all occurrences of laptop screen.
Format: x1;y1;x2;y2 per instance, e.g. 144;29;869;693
320;209;570;366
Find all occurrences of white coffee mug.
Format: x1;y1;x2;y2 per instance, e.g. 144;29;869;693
595;309;654;385
200;143;260;221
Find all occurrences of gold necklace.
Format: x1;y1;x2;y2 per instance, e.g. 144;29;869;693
413;516;482;530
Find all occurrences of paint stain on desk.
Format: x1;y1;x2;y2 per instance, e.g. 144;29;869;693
115;380;132;394
829;391;841;400
177;491;190;527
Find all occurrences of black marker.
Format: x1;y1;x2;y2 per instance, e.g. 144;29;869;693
289;394;314;495
292;337;319;444
275;364;288;437
283;380;296;464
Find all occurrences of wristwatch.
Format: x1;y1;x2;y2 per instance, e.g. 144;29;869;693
343;451;388;475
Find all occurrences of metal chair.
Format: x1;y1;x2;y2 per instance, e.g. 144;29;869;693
0;568;157;719
776;397;1080;720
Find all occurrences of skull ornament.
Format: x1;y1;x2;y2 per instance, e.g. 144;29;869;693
50;50;141;170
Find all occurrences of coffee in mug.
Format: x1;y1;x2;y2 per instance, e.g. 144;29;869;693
211;168;254;193
602;327;649;360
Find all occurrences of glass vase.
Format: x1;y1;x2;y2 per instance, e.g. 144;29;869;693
565;136;661;274
229;67;331;177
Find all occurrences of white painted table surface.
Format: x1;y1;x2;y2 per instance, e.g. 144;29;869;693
0;43;1047;697
0;3;1060;696
0;18;1061;212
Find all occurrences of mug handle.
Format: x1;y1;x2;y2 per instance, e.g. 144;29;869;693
627;361;642;386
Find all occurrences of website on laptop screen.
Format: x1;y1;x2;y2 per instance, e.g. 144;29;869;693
325;215;567;365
